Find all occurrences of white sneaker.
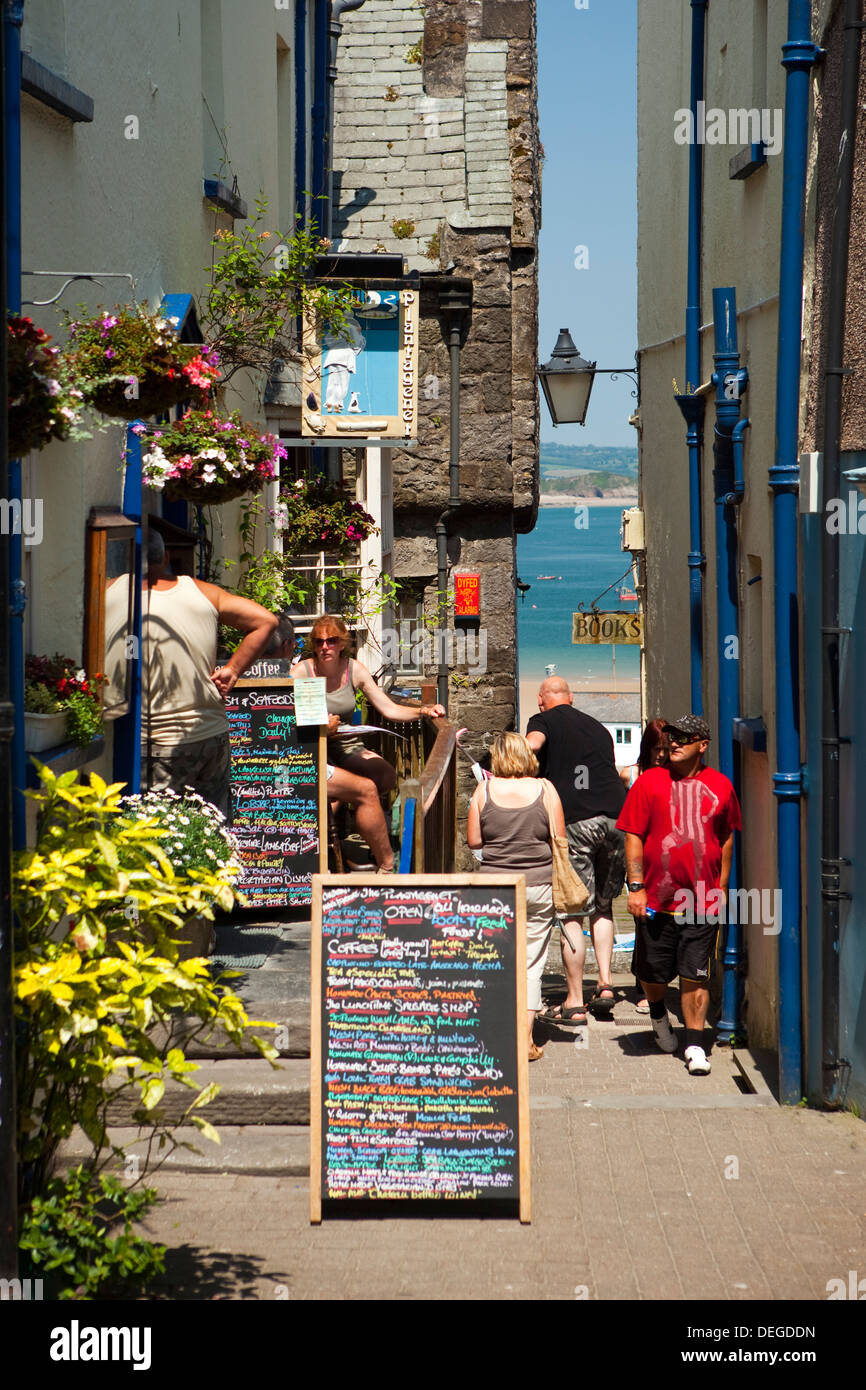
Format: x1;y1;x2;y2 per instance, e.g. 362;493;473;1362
684;1045;711;1075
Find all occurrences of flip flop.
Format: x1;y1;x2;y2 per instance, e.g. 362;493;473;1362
542;1002;588;1026
528;1042;545;1061
635;997;650;1014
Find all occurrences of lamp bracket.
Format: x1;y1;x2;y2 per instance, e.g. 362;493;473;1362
22;270;136;307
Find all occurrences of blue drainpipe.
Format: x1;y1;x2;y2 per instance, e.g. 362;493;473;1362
711;287;748;1040
4;1;25;848
674;0;708;715
770;1;822;1103
294;0;308;225
311;0;329;232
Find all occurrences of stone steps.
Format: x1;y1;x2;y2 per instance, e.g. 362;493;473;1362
57;1125;310;1177
106;1058;311;1127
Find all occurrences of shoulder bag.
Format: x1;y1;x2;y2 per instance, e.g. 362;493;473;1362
541;780;590;916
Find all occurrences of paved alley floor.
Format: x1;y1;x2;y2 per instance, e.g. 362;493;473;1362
141;968;866;1305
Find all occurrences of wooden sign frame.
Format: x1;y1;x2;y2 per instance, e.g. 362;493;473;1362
310;872;530;1224
571;610;643;645
229;679;327;906
301;286;419;441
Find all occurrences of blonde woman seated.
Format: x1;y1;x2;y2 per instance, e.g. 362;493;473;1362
291;615;444;790
467;732;566;1062
291;615;445;872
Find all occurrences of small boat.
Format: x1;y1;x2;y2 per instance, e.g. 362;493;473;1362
536;574;557;580
618;586;638;601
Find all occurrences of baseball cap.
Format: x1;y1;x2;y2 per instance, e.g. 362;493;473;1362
662;714;711;742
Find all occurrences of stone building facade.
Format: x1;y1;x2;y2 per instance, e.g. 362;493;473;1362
332;0;541;864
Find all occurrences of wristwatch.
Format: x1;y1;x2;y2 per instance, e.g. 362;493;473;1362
627;881;645;892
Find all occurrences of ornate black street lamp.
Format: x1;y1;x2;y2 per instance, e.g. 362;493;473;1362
538;328;639;426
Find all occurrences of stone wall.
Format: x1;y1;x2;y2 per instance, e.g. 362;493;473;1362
332;0;540;865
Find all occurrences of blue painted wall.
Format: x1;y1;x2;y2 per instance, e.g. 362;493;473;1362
802;466;866;1113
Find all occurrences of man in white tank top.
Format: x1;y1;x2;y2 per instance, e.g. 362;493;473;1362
142;532;278;817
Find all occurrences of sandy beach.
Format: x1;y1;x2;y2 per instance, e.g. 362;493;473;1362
539;494;638;507
517;676;640;729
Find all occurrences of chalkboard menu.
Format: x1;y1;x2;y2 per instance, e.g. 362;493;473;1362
310;874;530;1222
227;680;326;908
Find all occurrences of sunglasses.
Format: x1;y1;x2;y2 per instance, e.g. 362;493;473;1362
667;731;701;746
314;636;340;647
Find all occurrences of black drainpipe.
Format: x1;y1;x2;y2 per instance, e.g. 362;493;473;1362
820;0;862;1108
435;281;473;709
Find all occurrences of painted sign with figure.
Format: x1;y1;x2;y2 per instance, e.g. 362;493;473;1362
302;287;419;441
572;611;643;645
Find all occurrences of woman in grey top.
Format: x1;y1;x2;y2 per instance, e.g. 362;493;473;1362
291;614;444;791
467;732;566;1061
291;614;445;873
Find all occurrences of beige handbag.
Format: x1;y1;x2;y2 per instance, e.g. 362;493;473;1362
541;780;590;916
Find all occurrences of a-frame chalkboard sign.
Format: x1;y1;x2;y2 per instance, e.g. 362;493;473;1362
310;873;531;1223
227;679;327;908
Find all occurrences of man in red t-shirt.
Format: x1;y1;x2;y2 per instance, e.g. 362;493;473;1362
616;714;741;1075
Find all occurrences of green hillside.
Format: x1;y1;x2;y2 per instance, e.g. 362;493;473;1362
540;472;635;495
540;442;638;477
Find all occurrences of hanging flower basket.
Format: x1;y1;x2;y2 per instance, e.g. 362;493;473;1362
139;408;286;505
7;316;83;455
90;370;200;421
62;303;220;421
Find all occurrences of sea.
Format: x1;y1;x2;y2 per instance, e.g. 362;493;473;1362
516;504;640;687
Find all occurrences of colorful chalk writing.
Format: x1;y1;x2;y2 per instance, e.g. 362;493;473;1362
315;880;525;1207
227;681;323;907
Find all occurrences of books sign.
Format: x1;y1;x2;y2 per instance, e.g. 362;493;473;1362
572;610;643;645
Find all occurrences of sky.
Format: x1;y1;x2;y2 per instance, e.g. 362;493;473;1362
537;0;638;448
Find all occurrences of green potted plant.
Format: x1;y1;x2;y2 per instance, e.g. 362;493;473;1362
7;315;83;455
119;789;240;956
138;407;286;504
23;680;68;752
25;653;105;752
13;764;277;1291
62;302;220;420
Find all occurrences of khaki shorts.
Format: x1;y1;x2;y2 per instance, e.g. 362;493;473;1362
144;731;232;821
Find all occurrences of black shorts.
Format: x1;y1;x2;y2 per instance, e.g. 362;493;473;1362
635;911;718;985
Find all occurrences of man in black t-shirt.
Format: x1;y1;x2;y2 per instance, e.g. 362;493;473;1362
526;677;626;1022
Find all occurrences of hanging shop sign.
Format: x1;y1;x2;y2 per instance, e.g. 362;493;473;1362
302;287;419;441
572;611;643;645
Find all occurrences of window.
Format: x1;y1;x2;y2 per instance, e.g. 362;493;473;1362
615;728;632;744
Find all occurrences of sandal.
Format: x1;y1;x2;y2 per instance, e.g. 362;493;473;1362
542;1002;588;1026
588;984;616;1014
528;1042;544;1061
635;997;650;1014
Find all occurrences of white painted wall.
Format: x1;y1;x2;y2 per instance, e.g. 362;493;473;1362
19;0;302;775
